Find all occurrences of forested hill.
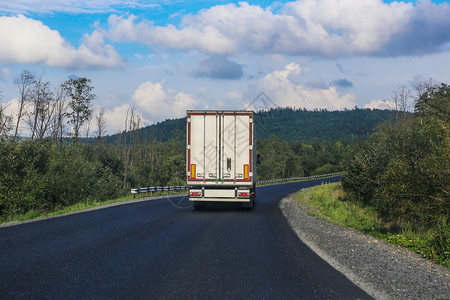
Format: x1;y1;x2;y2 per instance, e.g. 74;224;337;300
254;108;393;141
106;107;395;144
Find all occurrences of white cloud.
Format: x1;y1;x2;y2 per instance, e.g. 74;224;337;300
284;0;412;54
216;91;243;108
1;97;29;136
132;80;199;123
364;99;394;110
0;15;124;69
103;104;134;134
102;1;450;57
255;63;357;110
3;97;19;117
271;62;305;82
105;13;236;54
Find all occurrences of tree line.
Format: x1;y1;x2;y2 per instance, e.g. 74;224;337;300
254;107;395;142
105;107;395;145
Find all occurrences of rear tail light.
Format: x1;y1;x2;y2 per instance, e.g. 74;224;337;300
190;191;201;197
238;192;250;198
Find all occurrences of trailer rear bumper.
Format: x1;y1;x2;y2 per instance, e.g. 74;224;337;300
190;197;251;202
188;186;255;203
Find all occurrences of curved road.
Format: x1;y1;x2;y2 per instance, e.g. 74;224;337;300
0;176;372;299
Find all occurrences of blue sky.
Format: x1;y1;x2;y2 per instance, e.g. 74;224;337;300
1;0;450;134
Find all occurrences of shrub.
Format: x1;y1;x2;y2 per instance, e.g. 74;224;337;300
0;141;124;219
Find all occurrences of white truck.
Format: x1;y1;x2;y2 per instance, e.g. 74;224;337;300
186;110;256;209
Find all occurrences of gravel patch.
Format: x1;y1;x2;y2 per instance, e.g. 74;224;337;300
280;193;450;300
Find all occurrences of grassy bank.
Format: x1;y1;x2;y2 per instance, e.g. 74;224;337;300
294;183;449;267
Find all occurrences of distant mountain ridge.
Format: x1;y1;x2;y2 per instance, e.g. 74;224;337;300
106;107;396;144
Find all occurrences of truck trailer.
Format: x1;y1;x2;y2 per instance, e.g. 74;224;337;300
186;110;256;209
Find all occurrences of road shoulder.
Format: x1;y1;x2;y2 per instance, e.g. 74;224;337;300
280;194;450;300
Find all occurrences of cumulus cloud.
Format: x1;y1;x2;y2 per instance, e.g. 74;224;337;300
2;97;18;117
105;13;236;54
1;97;28;136
0;15;125;69
100;1;450;57
364;99;393;110
132;80;199;123
192;55;243;80
215;91;244;109
254;63;357;110
380;0;450;55
102;104;135;134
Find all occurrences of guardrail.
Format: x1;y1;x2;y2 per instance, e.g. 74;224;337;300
131;186;189;197
130;172;343;197
256;172;343;184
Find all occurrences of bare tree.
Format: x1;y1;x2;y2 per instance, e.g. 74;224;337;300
0;92;13;138
37;90;55;140
51;85;68;144
13;70;35;139
95;106;106;142
122;105;142;188
27;74;55;140
389;85;413;121
83;113;93;143
415;78;436;98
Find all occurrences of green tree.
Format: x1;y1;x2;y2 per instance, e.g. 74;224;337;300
415;83;450;123
61;77;95;142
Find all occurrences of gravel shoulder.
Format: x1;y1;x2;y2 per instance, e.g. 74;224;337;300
280;192;450;300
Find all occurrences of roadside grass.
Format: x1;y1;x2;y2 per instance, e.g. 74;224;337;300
294;183;450;267
0;191;187;225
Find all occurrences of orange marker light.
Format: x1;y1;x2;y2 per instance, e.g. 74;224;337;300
191;164;196;179
244;164;249;180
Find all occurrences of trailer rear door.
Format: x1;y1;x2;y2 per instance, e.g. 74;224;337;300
187;111;253;184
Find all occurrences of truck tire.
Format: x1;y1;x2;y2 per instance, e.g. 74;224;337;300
242;198;254;209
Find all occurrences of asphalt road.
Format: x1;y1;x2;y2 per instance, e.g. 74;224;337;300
0;176;373;299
